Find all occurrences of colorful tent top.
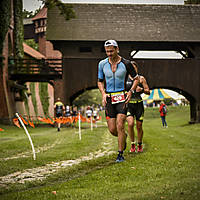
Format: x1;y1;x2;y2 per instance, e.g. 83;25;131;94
142;89;172;101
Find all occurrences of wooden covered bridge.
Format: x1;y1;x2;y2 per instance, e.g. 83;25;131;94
46;3;200;123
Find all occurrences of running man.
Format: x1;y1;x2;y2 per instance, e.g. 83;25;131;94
86;106;93;119
98;39;139;162
126;61;150;153
54;98;65;131
65;105;71;117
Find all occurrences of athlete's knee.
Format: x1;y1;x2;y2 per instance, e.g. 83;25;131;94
117;122;125;133
128;121;134;129
108;126;117;136
136;121;143;130
127;117;134;126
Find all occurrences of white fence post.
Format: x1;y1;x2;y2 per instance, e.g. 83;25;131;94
16;113;36;160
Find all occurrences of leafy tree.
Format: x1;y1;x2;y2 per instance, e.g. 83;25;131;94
73;89;102;107
184;0;200;4
22;8;41;18
24;39;39;50
0;0;11;55
22;9;34;18
39;0;75;20
14;0;24;58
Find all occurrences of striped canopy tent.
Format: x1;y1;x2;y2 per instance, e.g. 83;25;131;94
142;89;172;103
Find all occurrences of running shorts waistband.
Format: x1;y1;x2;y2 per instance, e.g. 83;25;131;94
129;100;143;104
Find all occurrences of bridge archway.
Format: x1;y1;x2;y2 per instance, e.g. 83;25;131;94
70;86;97;105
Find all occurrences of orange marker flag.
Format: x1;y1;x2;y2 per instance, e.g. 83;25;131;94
64;117;72;123
13;118;21;128
54;118;63;124
46;118;54;125
80;115;87;122
20;116;28;125
37;116;43;122
28;120;35;128
24;116;35;128
86;118;90;123
37;116;47;123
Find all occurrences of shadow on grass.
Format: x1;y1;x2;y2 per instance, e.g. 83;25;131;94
180;123;197;127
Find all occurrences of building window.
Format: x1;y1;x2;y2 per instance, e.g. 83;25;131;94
79;47;92;53
101;46;105;53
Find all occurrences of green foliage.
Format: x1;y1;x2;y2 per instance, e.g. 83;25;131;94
29;83;38;116
73;89;102;107
24;39;39;51
22;8;41;18
41;0;76;20
39;82;49;117
0;0;11;55
14;0;24;58
22;9;35;18
184;0;200;4
24;93;30;116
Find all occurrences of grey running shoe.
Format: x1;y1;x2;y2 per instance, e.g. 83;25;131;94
116;154;125;163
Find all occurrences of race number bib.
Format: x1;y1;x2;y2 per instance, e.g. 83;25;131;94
111;92;126;104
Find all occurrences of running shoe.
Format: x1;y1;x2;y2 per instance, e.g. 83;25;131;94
130;144;136;153
57;128;60;132
137;145;143;153
116;154;125;163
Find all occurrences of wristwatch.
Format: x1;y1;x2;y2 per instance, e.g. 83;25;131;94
129;89;135;94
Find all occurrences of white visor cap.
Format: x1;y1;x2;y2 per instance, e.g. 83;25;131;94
104;40;118;47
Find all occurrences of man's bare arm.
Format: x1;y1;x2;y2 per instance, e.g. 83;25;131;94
97;81;108;106
125;76;139;103
142;77;150;95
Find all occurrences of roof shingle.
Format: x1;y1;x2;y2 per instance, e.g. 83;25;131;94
46;4;200;42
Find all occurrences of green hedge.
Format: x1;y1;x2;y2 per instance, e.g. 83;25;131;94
13;0;24;58
39;82;49;117
30;83;38;116
0;0;11;55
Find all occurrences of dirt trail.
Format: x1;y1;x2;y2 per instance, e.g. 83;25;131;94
0;131;114;187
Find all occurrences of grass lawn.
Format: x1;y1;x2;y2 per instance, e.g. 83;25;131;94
0;106;199;200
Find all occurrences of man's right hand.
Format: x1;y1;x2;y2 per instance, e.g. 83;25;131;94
102;93;109;107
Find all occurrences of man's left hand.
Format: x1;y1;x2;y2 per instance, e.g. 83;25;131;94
125;91;132;104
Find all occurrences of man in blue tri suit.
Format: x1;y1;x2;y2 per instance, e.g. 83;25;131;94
97;39;139;162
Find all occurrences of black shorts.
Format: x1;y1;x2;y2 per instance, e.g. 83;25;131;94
65;113;71;117
105;96;127;119
127;101;144;122
56;113;62;118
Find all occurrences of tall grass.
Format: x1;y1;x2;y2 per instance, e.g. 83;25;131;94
0;106;199;200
